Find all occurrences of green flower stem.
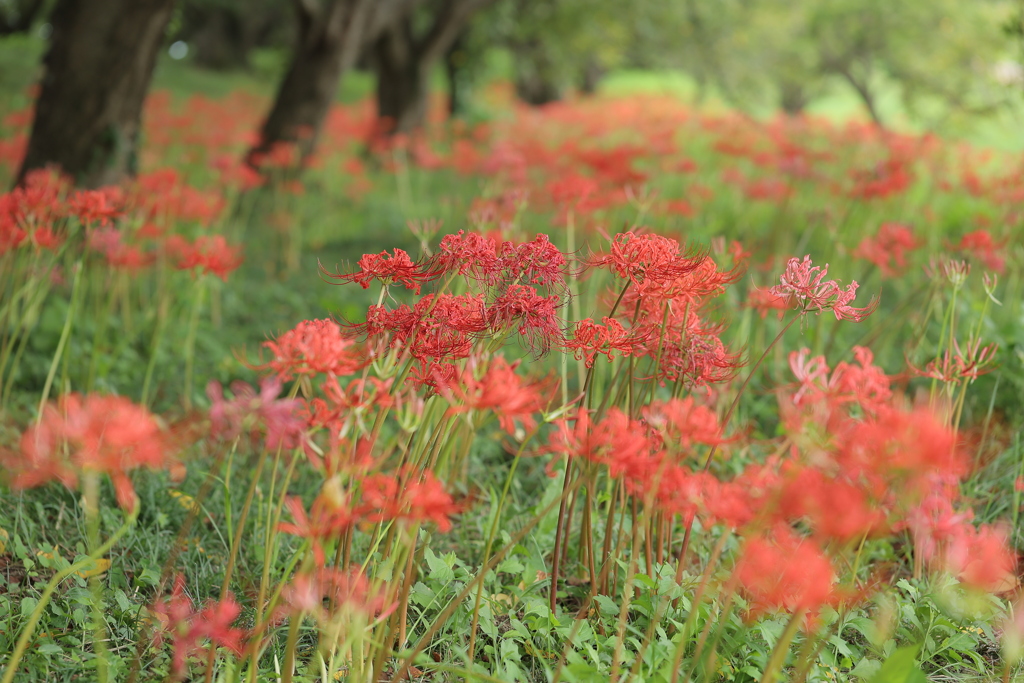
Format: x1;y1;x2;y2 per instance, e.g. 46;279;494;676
182;277;207;410
760;609;806;683
37;260;83;419
204;444;271;683
1;501;138;683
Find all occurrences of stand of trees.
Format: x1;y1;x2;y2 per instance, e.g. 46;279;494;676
4;0;1019;187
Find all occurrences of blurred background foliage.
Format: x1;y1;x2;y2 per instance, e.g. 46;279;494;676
1;0;1022;148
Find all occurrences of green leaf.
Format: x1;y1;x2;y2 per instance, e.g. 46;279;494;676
869;646;927;683
851;658;882;680
424;547;455;584
19;597;38;618
593;594;618;616
37;643;62;656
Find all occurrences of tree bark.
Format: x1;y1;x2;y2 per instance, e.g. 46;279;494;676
247;0;420;166
579;58;604;96
512;40;561;106
779;80;808;116
15;0;175;188
373;17;428;134
371;0;496;137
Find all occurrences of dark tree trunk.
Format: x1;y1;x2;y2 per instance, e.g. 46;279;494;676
444;31;466;117
371;0;495;139
779;81;808;116
15;0;175;188
247;0;419;167
512;39;561;106
190;7;249;70
579;58;604;96
373;18;428;134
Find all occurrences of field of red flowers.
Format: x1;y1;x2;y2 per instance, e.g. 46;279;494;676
0;84;1022;682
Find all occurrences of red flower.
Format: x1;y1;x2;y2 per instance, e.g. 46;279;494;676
278;493;356;566
733;528;840;628
165;234;242;280
486;284;564;354
563;317;644;368
588;231;707;294
262;318;365;380
442;356;551;435
68;187;124;226
150;575;247;680
770;255;876;322
207;377;308;451
3;393;170;510
325;248;436;294
854;222;921;277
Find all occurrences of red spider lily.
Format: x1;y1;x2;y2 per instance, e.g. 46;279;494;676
359;470;460;532
777;466;886;541
68;187;124;226
785;346;892;413
486;284;564;354
588;231;708;294
954;229;1006;274
278;567;395;624
942;524;1017;593
2;393;171;510
854;222;921;277
324;248;439;294
433;230;503;284
261;318;365;381
733;527;841;628
500;233;568;290
563;317;646;368
207;377;308;451
910;339;999;383
442;356;552;436
838;406;966;497
349;293;487;363
770;255;877;322
278;492;357;566
165;234;243;280
631;256;743;305
644;310;741;387
849;157;912;200
747;287;791;319
641;397;730;450
150;575;247;680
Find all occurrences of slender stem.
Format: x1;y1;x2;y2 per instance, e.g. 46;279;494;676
703;311;801;472
38;261;83;419
182;278;207;410
204;446;271;683
391;473;586;683
760;609;806;683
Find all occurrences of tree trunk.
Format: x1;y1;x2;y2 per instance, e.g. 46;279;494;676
444;31;466;117
370;0;496;138
373;18;429;135
247;0;420;167
579;58;604;96
511;38;561;106
779;80;808;116
15;0;175;188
